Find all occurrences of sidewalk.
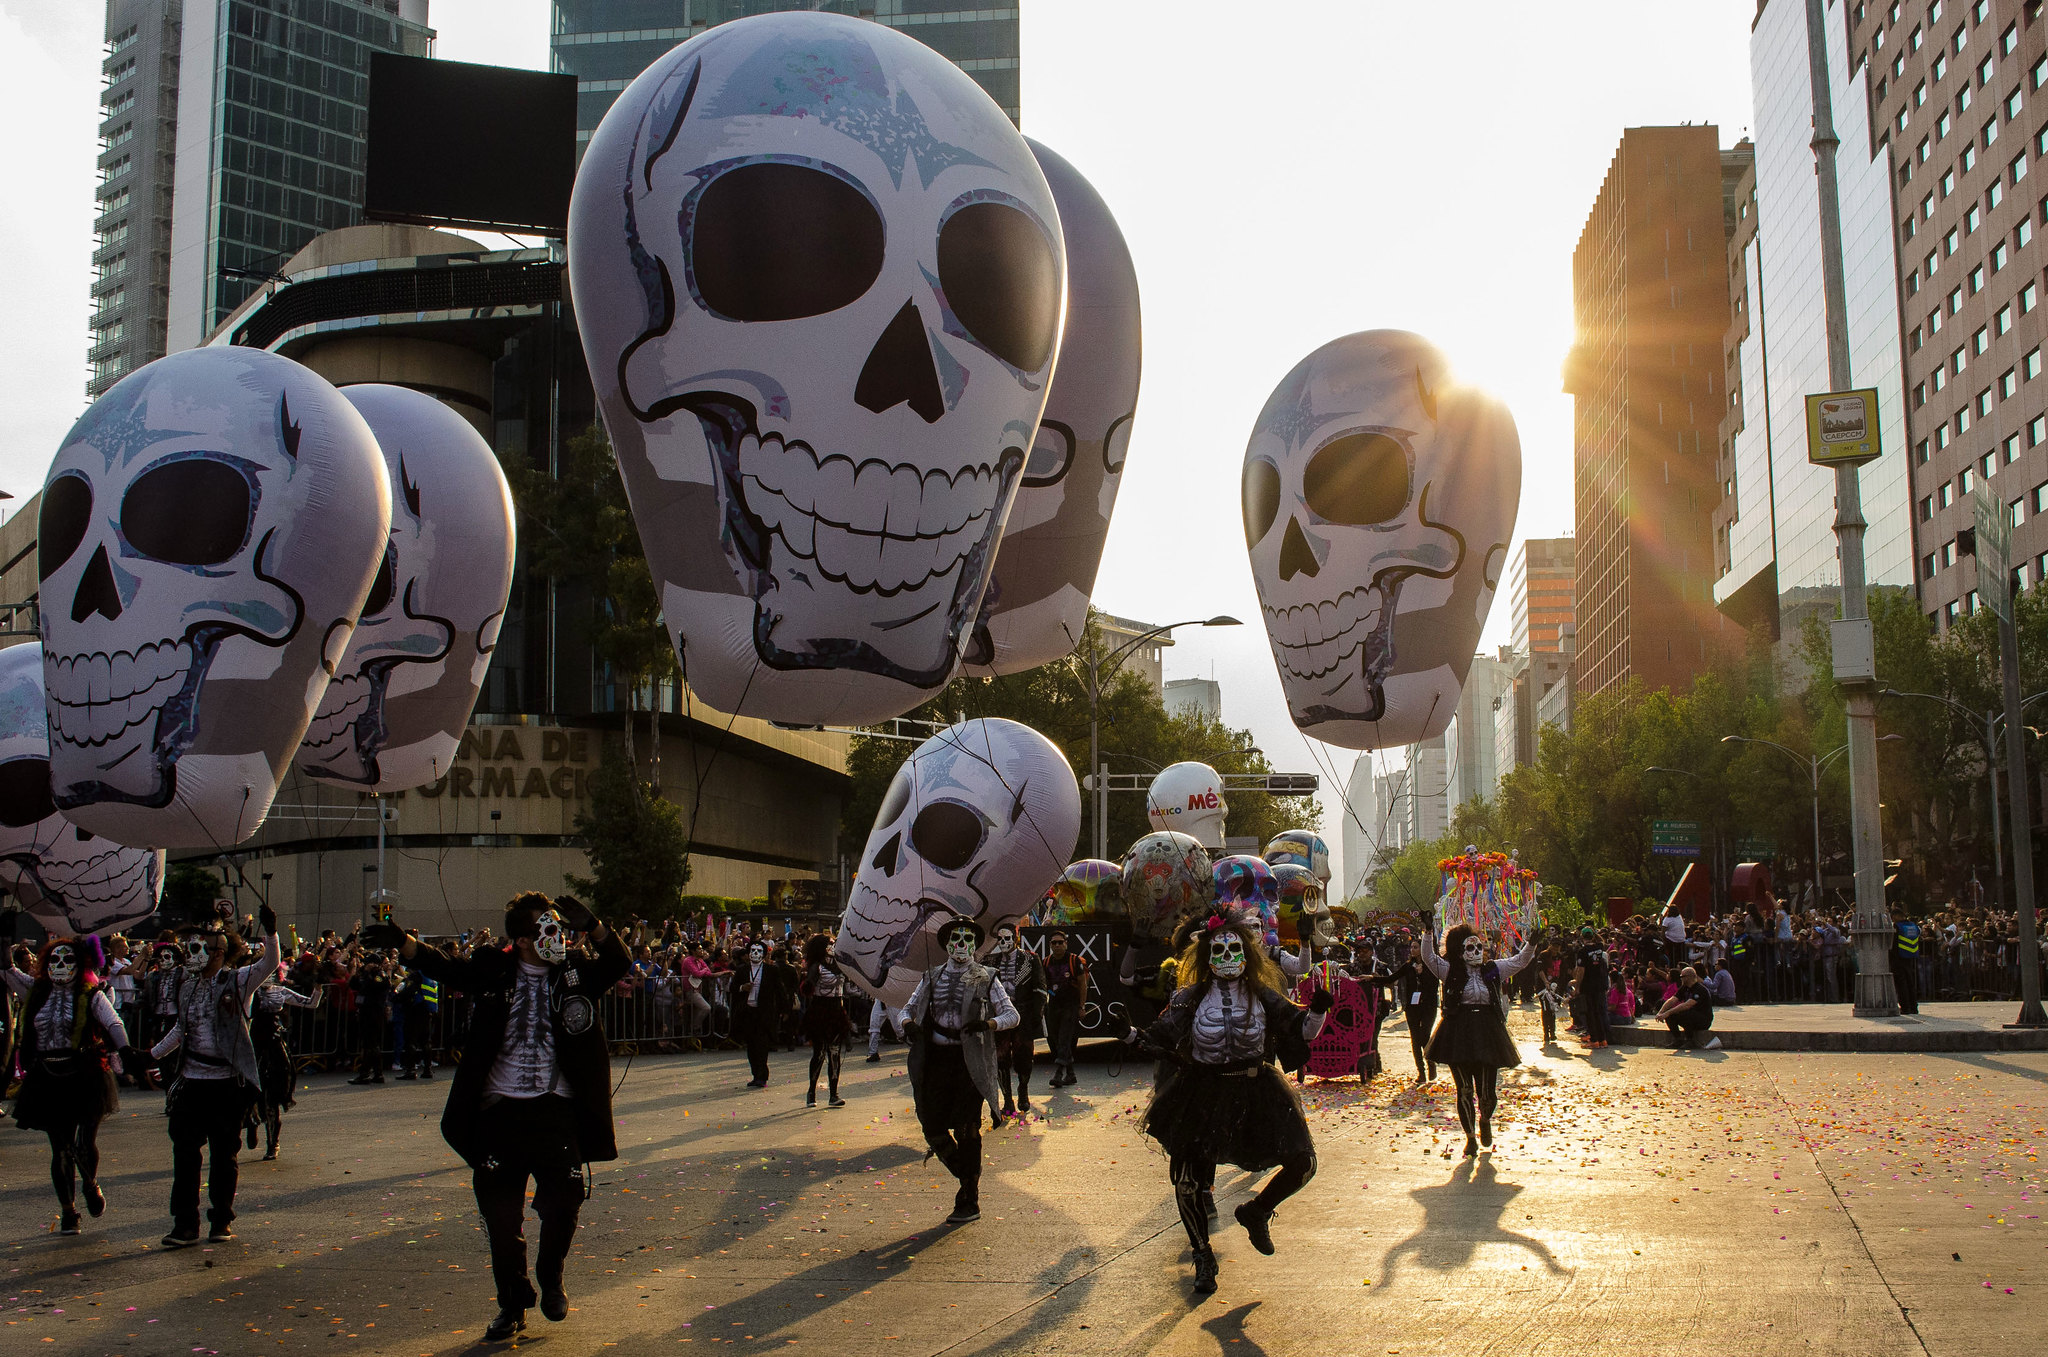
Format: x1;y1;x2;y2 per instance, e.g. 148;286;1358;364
1607;1000;2048;1052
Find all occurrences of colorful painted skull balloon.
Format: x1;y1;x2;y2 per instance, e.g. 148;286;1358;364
1120;831;1214;940
569;11;1066;726
1044;858;1122;924
39;347;390;848
1272;863;1327;946
961;138;1140;675
834;718;1079;1008
1264;829;1331;886
296;385;515;792
0;645;163;937
1243;331;1520;750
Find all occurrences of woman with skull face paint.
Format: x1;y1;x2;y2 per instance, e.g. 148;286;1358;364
1421;903;1539;1158
987;923;1046;1120
1130;909;1330;1296
249;974;319;1160
900;914;1020;1224
371;893;629;1342
7;938;138;1235
800;934;850;1107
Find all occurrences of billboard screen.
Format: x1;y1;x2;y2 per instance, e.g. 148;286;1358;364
365;53;576;236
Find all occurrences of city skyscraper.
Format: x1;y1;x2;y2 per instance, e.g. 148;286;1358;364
89;0;433;395
550;1;1022;153
1508;537;1577;655
1565;125;1745;697
1339;753;1379;902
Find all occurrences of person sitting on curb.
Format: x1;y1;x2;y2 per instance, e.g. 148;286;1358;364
1656;966;1722;1052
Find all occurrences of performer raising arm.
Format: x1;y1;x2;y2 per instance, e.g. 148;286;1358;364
1419;893;1539;1158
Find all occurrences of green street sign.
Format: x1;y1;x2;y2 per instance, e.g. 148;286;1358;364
1651;819;1701;857
1735;836;1775;860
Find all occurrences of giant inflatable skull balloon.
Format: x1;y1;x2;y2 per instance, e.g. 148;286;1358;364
1121;830;1213;941
39;347;391;847
835;717;1079;1007
1264;829;1331;886
569;12;1066;726
961;138;1140;675
1244;331;1520;750
0;645;163;937
296;386;515;792
1146;761;1227;848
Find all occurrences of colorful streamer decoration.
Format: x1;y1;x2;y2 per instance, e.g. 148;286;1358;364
1434;849;1539;953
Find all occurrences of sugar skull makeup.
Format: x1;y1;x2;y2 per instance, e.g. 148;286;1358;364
183;935;212;972
945;924;978;965
1462;938;1486;964
534;913;569;964
47;944;77;984
1210;932;1246;980
993;927;1015;953
748;943;765;964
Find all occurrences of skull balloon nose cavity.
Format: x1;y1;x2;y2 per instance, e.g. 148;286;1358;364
71;544;124;623
872;830;902;874
855;301;946;424
1277;517;1320;582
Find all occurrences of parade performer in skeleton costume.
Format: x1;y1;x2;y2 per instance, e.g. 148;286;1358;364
901;914;1019;1224
369;893;627;1343
1130;907;1330;1296
988;923;1046;1120
800;934;850;1108
249;975;319;1160
7;938;138;1234
149;905;283;1246
1420;895;1538;1158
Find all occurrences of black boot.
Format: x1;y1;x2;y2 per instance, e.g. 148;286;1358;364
82;1178;105;1218
58;1209;81;1236
1191;1247;1218;1294
484;1308;525;1342
1234;1202;1276;1255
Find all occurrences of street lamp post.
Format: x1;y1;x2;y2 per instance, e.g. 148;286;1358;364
1079;615;1240;859
1721;735;1901;913
1879;688;2048;911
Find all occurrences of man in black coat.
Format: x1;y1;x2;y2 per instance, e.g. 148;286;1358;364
368;892;628;1343
731;940;794;1088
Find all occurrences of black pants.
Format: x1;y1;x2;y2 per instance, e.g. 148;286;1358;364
1449;1064;1498;1141
45;1114;104;1214
1666;1015;1713;1047
356;1016;386;1077
1892;952;1919;1012
1045;1001;1081;1068
1583;987;1611;1045
472;1095;584;1312
1169;1150;1315;1256
1541;1005;1558;1043
1404;1007;1436;1077
403;1006;436;1072
996;1018;1038;1106
168;1078;251;1232
743;1012;773;1083
807;1038;841;1099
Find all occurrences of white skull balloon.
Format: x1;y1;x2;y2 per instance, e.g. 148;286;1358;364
834;717;1079;1009
1146;761;1227;849
0;647;163;938
568;12;1066;726
961;138;1140;675
1243;331;1520;750
296;386;515;791
38;347;391;848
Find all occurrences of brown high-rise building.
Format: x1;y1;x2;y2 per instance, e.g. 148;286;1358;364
1508;537;1576;655
1850;1;2048;629
1565;126;1746;697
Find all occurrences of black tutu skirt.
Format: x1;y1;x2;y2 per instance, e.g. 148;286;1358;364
12;1053;118;1132
803;996;851;1045
1426;1002;1521;1070
1141;1062;1315;1172
256;1037;295;1112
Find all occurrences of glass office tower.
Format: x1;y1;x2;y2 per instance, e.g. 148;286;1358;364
550;1;1022;149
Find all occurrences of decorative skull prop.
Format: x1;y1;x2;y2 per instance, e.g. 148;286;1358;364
1212;854;1279;909
1120;831;1214;940
1243;331;1520;749
834;717;1079;1009
1047;858;1121;924
568;12;1066;726
1263;829;1331;886
1146;761;1227;848
534;913;569;965
961;137;1141;675
1271;863;1326;946
1209;931;1246;980
0;645;164;938
297;385;515;791
46;942;78;984
39;347;391;847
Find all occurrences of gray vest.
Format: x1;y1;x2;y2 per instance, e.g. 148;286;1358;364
905;961;1001;1120
174;968;262;1087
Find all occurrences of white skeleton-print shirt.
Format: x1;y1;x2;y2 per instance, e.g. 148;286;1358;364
255;983;320;1015
5;970;127;1052
485;961;567;1100
900;960;1019;1046
1421;931;1538;1006
149;933;283;1080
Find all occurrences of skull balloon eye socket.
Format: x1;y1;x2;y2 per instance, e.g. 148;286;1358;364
690;162;885;322
0;757;54;828
909;800;985;872
120;458;254;566
1242;459;1280;547
1022;421;1074;487
361;545;396;618
38;475;92;582
936;201;1060;372
1303;431;1410;526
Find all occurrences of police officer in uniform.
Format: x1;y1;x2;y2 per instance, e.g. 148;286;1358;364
1891;911;1922;1013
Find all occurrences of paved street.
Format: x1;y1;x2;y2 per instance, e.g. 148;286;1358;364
3;1010;2042;1357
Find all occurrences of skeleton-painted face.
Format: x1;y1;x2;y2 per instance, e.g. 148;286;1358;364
534;913;569;964
1462;937;1487;965
39;347;391;846
993;926;1015;953
1244;331;1520;750
945;923;979;964
748;943;765;965
963;137;1140;676
1146;762;1227;849
1210;932;1246;980
298;386;514;792
183;935;213;972
46;943;77;984
569;12;1066;725
0;645;163;938
835;718;1078;1007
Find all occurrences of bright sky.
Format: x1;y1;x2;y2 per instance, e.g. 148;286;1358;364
0;0;1760;890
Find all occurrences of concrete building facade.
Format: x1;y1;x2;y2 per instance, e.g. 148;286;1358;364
1339;753;1380;903
1566;125;1746;698
1163;678;1221;721
1443;651;1513;812
1508;536;1576;655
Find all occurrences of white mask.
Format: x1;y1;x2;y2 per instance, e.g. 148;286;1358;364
533;914;569;965
993;929;1015;954
1462;939;1486;965
1210;933;1246;980
183;936;212;972
748;944;765;965
47;946;77;984
945;926;978;965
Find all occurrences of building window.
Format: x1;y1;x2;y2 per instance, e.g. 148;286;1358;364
1944;168;1957;196
2034;54;2048;88
1935;366;1950;394
2024;281;2040;312
1989;178;2004;208
1975;324;1990;352
1975;0;1989;22
1910;270;1922;295
1924;191;1937;218
1923;551;1939;578
2012;151;2029;182
2005;433;2021;463
1903;216;1918;243
2033;414;2048;445
1962;466;1976;494
1920;136;1934;164
2006;88;2022;120
1959;406;1973;435
1969;204;1983;234
1930;305;1945;333
1946;226;1960;254
1917;78;1930;106
2035;485;2048;514
1981;55;1996;85
1992;239;2008;269
2003;365;2019;395
1940;109;1954;140
1998;303;2014;335
1984;115;2000;146
1913;324;1925;350
1921;497;1936;522
1970;264;1986;293
1941;481;1956;507
2029;346;2044;378
1986;450;2000;477
1964;144;1980;173
1960;81;1975;111
1935;53;1950;82
1919;438;1934;463
1978;387;1994;416
2002;22;2018;56
1951;286;1965;314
